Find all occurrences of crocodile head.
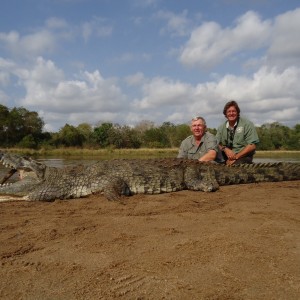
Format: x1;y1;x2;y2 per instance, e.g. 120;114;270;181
0;152;46;200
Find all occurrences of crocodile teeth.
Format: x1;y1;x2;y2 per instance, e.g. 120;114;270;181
0;183;12;187
3;163;14;168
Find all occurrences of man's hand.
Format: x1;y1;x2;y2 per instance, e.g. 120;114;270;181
224;148;235;160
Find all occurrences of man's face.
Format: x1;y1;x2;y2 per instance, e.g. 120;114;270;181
191;119;206;138
226;106;238;123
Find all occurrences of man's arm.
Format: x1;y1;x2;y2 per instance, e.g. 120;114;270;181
225;144;256;165
177;142;187;158
199;149;217;162
235;144;256;160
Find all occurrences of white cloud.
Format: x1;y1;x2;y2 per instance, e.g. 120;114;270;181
0;58;15;86
0;28;59;58
82;23;93;42
10;57;127;129
129;64;300;128
0;72;9;87
179;8;300;71
267;8;300;68
46;17;69;30
0;90;9;104
0;16;113;59
179;11;271;68
1;5;300;132
156;9;191;37
125;72;145;86
132;0;161;8
111;52;151;64
188;66;300;127
132;77;192;109
81;17;113;43
0;30;19;46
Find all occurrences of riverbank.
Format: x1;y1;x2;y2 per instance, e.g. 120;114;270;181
1;148;300;159
1;181;300;299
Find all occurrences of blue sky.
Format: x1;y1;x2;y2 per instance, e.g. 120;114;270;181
0;0;299;132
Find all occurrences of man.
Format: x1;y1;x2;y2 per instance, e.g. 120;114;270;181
216;100;259;165
178;116;221;162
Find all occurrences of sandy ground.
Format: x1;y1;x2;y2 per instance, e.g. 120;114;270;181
0;181;300;300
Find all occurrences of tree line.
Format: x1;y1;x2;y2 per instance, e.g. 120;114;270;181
0;104;299;150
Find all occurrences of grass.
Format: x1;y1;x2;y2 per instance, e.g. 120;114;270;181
0;147;179;159
1;147;300;159
255;150;300;158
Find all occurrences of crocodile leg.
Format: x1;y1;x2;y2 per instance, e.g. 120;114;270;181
91;177;131;201
184;165;219;192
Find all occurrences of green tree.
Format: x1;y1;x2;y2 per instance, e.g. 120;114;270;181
142;127;169;148
268;122;290;149
56;124;85;147
121;126;142;148
173;124;191;147
18;134;38;149
93;122;114;147
256;126;275;150
287;124;300;150
294;124;300;133
23;111;44;136
256;122;299;150
0;104;10;146
6;107;25;145
134;120;155;133
108;125;141;149
77;123;93;146
4;107;44;146
160;122;177;147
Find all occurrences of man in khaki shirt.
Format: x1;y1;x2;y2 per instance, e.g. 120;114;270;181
178;116;222;162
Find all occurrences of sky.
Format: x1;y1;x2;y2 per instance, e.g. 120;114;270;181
0;0;300;132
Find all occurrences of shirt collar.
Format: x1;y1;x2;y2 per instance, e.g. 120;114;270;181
226;120;238;129
192;133;205;145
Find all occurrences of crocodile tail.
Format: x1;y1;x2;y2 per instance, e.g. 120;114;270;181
214;162;300;186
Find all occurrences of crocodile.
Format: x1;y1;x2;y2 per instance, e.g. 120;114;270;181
0;152;299;202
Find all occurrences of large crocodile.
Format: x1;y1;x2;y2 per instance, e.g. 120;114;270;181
0;152;299;202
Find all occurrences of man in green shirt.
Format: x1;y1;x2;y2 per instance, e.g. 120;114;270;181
178;116;222;162
216;100;259;165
